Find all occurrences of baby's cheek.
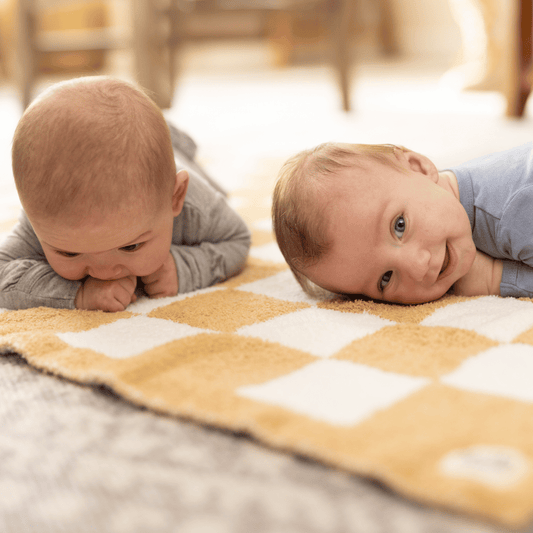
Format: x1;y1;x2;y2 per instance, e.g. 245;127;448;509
131;250;168;277
49;260;86;280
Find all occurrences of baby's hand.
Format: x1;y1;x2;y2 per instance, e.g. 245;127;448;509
141;253;178;299
75;275;138;312
453;250;502;297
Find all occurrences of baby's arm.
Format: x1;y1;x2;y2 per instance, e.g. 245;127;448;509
0;213;81;309
169;173;251;294
453;250;503;297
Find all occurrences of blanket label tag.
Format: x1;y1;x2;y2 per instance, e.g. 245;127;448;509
440;445;529;488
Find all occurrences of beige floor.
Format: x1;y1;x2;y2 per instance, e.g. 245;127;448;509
171;42;531;196
1;40;532;196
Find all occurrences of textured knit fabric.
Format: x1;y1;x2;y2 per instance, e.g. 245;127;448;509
449;142;533;297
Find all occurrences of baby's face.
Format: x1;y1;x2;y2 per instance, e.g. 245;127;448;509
305;156;476;304
31;199;176;282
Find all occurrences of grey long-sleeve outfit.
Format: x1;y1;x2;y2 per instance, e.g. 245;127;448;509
0;169;251;310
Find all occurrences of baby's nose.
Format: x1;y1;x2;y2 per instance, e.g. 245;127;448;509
88;264;124;280
407;248;430;282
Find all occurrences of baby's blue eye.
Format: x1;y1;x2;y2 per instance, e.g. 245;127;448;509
380;271;392;291
394;216;406;238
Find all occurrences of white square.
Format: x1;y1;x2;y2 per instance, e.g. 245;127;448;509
249;242;286;264
237;270;319;304
420;296;533;343
441;343;533;402
57;315;206;359
238;359;429;426
237;307;393;358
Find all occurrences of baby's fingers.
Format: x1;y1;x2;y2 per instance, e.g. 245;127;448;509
112;277;137;309
143;279;165;299
77;276;138;312
118;275;137;293
100;277;136;312
105;289;131;312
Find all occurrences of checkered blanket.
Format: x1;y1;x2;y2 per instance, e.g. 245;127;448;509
2;173;533;529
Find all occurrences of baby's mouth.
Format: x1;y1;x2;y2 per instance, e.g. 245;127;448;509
439;245;450;275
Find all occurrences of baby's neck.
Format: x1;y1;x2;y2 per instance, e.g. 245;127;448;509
438;170;460;201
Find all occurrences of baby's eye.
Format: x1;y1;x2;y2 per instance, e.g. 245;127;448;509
57;251;79;258
379;271;393;291
393;215;406;239
120;243;143;253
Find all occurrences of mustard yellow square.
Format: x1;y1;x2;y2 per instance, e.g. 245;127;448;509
149;289;309;332
335;324;497;378
318;294;475;324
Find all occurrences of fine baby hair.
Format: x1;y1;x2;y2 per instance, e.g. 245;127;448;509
12;76;176;222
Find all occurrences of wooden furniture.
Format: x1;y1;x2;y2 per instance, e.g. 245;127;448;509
162;0;396;112
174;0;358;110
505;0;532;117
448;0;533;118
131;0;182;109
14;0;179;109
14;0;395;112
15;0;122;108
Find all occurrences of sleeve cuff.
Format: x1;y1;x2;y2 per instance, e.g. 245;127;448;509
500;259;533;298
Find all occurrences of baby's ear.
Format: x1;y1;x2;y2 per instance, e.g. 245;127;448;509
401;150;439;183
172;169;189;216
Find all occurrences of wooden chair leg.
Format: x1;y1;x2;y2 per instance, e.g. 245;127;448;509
505;0;533;117
331;0;353;111
378;0;397;55
16;0;37;109
166;0;183;98
266;11;295;67
132;0;175;109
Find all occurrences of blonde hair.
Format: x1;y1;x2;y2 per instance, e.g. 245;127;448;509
272;142;407;297
12;76;177;220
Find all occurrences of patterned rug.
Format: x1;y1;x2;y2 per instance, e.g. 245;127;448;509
2;159;533;529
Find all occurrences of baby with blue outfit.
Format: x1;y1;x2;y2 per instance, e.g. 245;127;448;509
272;142;533;303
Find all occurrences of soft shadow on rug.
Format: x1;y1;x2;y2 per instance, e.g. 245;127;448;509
2;158;533;529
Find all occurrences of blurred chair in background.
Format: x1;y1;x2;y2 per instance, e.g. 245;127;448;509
8;0;180;109
131;0;182;109
4;0;533;116
14;0;124;108
165;0;396;111
505;0;532;117
9;0;396;112
447;0;533;117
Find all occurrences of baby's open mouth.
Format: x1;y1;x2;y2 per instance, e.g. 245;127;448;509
440;245;450;275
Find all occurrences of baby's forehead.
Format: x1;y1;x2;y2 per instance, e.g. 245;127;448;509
319;163;405;227
47;191;162;225
319;164;368;198
327;156;405;192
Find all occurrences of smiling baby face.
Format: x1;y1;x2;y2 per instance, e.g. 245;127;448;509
304;151;476;304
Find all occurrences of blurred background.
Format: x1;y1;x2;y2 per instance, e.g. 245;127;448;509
0;0;531;193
